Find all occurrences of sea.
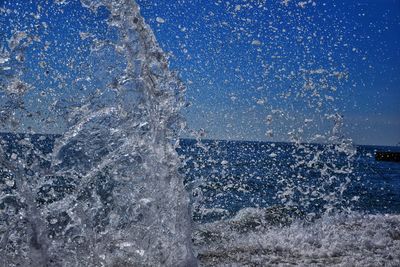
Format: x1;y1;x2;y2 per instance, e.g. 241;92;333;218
1;132;399;266
1;0;400;266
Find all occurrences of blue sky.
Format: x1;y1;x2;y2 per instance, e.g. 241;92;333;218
1;0;399;146
136;0;400;146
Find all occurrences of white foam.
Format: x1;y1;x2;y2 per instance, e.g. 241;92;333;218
194;211;400;266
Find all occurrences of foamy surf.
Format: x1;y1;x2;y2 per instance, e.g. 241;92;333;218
194;209;400;266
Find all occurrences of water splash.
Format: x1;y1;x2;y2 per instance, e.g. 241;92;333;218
1;0;399;266
0;0;196;266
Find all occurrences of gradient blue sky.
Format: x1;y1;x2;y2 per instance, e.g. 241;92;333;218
136;0;400;146
1;0;399;146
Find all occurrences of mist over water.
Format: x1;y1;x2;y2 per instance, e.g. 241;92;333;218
0;0;399;266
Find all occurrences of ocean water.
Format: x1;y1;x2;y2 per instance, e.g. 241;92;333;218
1;133;399;266
178;139;400;220
1;0;400;266
178;139;400;266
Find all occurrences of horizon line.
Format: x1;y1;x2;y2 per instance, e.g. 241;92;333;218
0;131;398;148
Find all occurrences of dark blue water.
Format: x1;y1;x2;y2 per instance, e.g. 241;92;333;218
178;139;400;221
2;133;399;223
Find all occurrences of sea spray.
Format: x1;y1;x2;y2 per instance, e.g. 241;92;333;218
0;0;196;266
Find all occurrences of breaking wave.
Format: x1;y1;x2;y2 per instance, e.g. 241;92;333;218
194;209;400;266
